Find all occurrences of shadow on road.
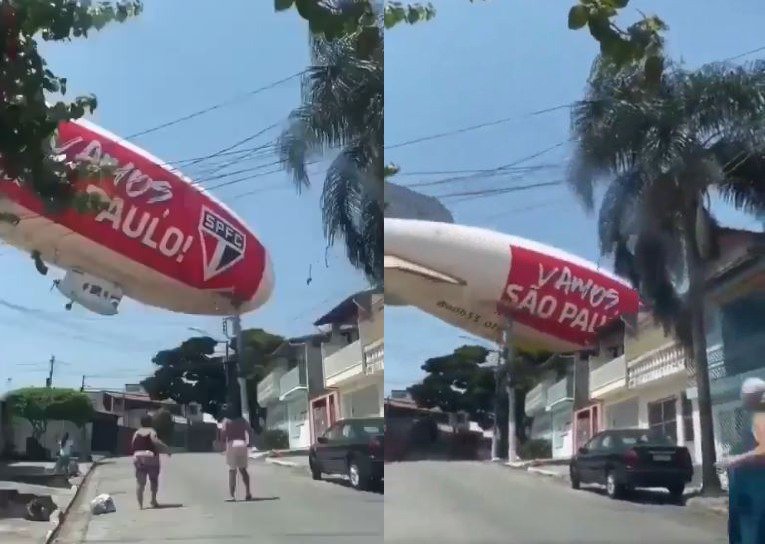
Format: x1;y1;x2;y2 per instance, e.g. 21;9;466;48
248;496;280;502
153;503;185;509
321;476;384;495
579;485;686;506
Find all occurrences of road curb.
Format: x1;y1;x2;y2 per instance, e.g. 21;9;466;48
686;497;728;517
527;467;568;479
44;461;101;544
265;458;299;468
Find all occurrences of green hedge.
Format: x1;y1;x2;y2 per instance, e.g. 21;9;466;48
518;438;552;460
261;429;289;450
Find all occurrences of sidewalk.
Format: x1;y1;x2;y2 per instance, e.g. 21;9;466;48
248;448;309;468
507;460;727;514
0;460;96;544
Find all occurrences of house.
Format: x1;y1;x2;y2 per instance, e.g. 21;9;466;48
524;355;576;459
576;228;765;469
257;333;327;450
575;312;696;460
309;289;384;443
697;229;765;466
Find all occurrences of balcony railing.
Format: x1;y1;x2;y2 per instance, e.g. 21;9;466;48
525;381;548;415
707;343;726;380
279;365;306;398
323;339;363;380
589;355;626;398
627;342;687;389
257;371;280;404
546;375;573;409
364;339;384;375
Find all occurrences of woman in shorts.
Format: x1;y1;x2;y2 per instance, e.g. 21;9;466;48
131;414;171;509
218;404;254;501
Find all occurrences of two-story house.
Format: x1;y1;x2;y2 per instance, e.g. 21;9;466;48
309;289;384;443
257;333;327;450
697;229;765;466
524;354;576;459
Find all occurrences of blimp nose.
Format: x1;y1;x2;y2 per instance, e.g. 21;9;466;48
385;218;476;276
249;250;274;309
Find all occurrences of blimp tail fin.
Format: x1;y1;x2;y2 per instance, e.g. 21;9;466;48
384;255;465;286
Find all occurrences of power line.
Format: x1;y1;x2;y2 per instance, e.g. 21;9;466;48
385;44;765;153
386;104;571;150
125;71;304;140
435;180;562;200
404;141;569;190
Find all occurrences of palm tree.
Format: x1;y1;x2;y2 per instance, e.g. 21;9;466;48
276;21;383;286
568;57;765;494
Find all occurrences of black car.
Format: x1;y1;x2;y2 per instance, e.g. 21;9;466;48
309;417;384;491
569;429;693;500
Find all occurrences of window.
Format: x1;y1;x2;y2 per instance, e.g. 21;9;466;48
82;283;90;291
601;435;614;450
681;393;694;442
89;284;102;296
587;434;605;451
324;423;342;441
648;397;678;443
341;423;356;439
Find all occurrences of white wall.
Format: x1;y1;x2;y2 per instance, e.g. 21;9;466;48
341;380;383;418
551;405;573;459
286;396;310;449
11;417;92;457
603;397;639;429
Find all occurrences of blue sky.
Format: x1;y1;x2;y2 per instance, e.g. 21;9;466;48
384;0;765;392
0;1;368;395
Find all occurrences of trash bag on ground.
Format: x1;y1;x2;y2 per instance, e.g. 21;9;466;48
90;493;116;515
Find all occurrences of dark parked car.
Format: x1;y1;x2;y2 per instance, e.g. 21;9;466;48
569;429;693;500
309;417;384;491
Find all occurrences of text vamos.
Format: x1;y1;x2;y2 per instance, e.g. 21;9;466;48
501;262;622;334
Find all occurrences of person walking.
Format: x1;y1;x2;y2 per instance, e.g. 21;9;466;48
53;432;74;475
131;414;171;509
218;403;254;501
728;378;765;544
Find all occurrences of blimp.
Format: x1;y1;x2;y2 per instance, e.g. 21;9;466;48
385;218;640;353
0;119;273;316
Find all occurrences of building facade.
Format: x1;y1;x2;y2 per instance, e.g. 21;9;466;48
309;289;384;443
257;333;327;450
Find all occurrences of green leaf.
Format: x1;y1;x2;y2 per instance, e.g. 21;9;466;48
274;0;294;11
568;5;589;30
612;0;629;7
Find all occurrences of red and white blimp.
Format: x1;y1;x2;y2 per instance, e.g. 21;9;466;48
385;218;640;352
0;119;273;316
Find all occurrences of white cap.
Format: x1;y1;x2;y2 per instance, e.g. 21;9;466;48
742;378;765;396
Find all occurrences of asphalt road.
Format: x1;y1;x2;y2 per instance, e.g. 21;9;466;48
384;461;727;544
54;453;382;544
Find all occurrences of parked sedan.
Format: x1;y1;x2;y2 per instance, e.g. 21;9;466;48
569;429;693;500
309;417;384;491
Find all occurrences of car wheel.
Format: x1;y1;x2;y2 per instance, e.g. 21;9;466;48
570;466;581;490
667;483;684;502
348;456;369;491
605;471;623;499
309;457;322;481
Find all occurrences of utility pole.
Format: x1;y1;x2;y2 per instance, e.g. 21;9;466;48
502;320;519;463
231;313;251;424
80;375;86;392
46;355;55;388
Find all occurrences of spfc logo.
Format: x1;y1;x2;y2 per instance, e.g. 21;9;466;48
198;207;246;281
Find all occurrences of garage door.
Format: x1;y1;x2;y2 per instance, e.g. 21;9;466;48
605;398;639;429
